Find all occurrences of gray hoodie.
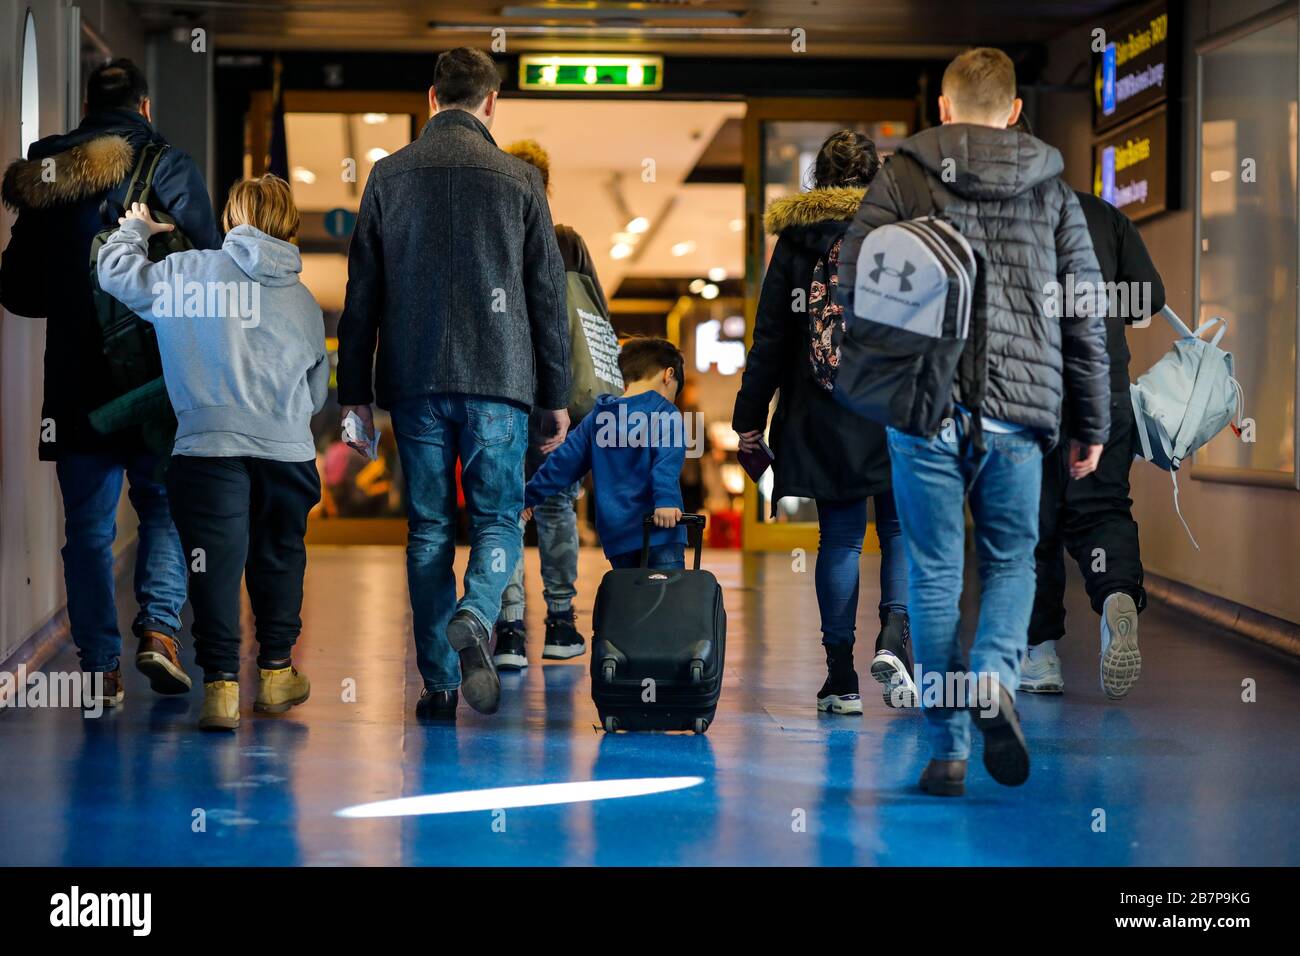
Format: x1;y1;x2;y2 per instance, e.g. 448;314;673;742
97;218;328;461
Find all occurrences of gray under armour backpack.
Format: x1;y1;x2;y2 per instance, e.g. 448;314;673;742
1130;305;1245;549
832;154;978;438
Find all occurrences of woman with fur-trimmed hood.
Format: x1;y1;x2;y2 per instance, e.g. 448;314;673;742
732;130;914;717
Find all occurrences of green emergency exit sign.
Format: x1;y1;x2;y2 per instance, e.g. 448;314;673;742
519;55;663;92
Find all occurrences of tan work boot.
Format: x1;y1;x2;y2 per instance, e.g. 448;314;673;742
254;666;310;714
136;630;192;694
199;680;240;731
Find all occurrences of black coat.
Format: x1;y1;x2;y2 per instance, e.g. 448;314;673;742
337;109;571;412
0;109;221;460
733;186;892;510
840;124;1111;448
1075;190;1166;393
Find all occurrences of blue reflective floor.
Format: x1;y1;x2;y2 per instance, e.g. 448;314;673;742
2;546;1299;866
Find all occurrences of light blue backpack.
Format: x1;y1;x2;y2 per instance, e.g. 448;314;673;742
1130;306;1244;548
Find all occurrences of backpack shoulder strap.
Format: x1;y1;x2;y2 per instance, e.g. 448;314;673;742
889;151;935;219
126;143;170;208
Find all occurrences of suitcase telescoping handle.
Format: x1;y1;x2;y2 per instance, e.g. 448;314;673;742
641;513;706;570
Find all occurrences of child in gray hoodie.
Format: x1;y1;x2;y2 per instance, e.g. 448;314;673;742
97;174;327;731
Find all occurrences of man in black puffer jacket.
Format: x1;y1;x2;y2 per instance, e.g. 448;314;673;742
838;48;1110;796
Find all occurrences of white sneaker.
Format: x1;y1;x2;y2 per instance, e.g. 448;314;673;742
1100;593;1141;699
1019;642;1064;694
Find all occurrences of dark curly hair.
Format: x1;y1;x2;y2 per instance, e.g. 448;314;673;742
812;130;882;190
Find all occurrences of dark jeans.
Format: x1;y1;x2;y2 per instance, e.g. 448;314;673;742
1029;392;1145;646
166;455;320;678
390;394;529;691
55;452;187;672
608;543;686;570
815;494;908;647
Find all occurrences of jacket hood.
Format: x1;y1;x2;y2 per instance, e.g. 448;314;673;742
593;389;676;412
897;124;1063;200
223;225;303;286
764;186;866;234
2;109;158;212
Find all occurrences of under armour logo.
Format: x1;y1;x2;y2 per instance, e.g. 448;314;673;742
868;254;916;292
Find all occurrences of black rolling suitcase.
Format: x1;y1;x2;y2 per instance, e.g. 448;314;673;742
590;514;726;734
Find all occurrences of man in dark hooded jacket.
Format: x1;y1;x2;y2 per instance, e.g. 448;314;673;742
1;58;220;706
838;48;1110;796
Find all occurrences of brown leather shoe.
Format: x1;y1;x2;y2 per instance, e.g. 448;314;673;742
135;631;192;694
88;668;125;709
919;759;967;797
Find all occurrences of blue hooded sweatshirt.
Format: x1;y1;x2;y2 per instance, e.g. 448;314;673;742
525;391;688;559
97;218;328;461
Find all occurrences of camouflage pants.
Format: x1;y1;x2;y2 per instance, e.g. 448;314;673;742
499;481;580;623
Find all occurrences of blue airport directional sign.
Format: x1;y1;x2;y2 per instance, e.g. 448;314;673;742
324;207;357;239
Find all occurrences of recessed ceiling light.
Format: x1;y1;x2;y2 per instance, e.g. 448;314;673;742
611;242;633;259
708;267;727;282
701;283;719;300
1209;169;1231;182
626;216;649;234
361;113;389;125
366;147;389;162
688;278;706;293
291;166;317;184
671;240;696;257
729;218;744;232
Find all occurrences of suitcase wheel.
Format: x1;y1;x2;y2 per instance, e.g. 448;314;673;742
692;717;709;735
603;715;619;733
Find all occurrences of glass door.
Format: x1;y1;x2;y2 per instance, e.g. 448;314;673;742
741;98;916;552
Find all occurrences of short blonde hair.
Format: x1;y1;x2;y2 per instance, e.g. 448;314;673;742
222;174;300;241
942;47;1017;121
504;139;550;190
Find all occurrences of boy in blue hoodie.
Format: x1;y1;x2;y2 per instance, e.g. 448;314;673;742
97;175;328;731
523;337;688;569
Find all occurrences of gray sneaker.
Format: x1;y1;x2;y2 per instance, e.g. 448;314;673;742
1100;592;1141;699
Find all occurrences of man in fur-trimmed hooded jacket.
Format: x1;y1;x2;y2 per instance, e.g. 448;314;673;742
0;59;220;705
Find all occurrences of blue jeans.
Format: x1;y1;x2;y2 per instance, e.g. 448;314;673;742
390;394;528;691
887;424;1043;761
608;543;685;570
814;495;908;647
55;452;187;672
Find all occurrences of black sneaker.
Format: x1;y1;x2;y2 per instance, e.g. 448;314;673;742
492;621;529;670
542;614;586;660
816;645;862;715
971;677;1030;787
870;610;919;709
446;611;501;715
415;688;458;721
